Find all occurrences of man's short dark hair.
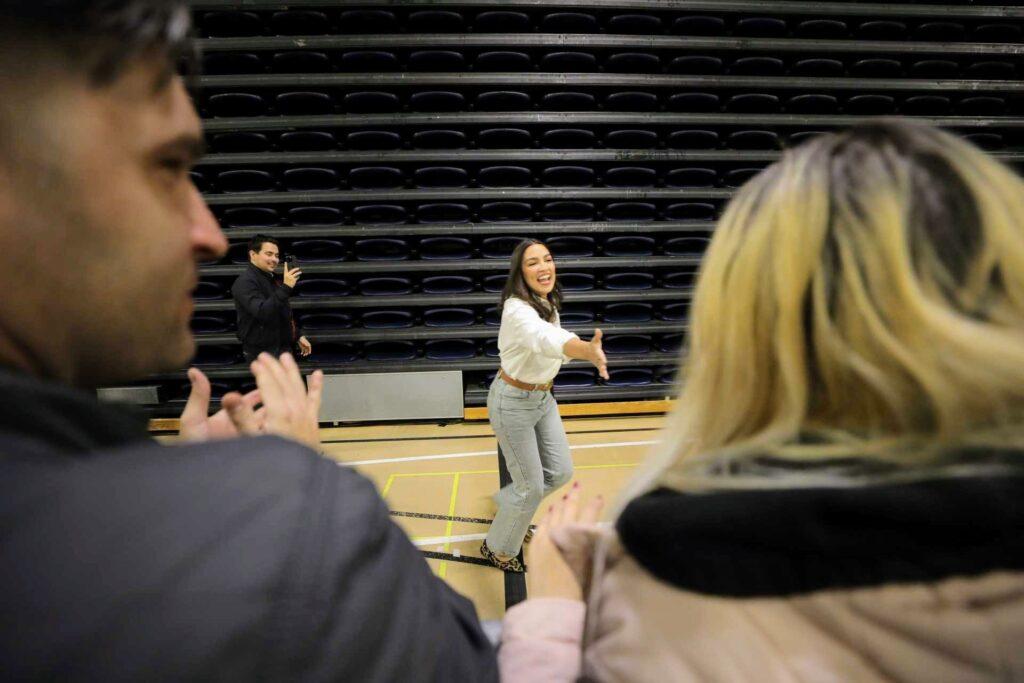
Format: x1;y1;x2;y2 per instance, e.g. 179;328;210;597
248;235;280;254
0;1;194;87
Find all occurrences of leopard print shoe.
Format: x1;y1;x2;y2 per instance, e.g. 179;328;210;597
480;540;526;573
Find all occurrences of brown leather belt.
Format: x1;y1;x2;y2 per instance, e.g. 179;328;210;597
499;368;553;392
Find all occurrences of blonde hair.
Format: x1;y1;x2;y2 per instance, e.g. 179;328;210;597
626;119;1024;499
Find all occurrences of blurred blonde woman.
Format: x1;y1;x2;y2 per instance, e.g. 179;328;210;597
499;120;1024;682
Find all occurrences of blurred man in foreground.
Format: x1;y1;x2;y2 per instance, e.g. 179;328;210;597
0;2;497;680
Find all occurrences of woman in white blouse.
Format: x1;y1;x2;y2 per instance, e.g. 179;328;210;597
480;239;609;572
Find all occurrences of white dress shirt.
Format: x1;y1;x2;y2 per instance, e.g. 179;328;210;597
498;296;579;384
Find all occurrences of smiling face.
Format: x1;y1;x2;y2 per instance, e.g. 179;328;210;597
521;242;556;297
250;241;279;274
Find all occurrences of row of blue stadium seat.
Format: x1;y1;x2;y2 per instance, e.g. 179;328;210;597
206;128;1011;153
211;201;725;225
195;270;698;299
203;90;1021;117
198;10;1023;42
202;51;1024;79
194;165;768;192
214;234;711;263
192;300;691;332
191;334;684;364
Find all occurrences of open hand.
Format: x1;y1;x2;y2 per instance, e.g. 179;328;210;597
179;368;266;442
527;482;605;601
250;353;323;451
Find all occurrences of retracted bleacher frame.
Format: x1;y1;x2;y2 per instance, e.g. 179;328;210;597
119;0;1024;419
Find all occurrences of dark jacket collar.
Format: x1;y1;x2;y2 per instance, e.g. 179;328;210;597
617;449;1024;597
247;263;274;282
0;367;151;454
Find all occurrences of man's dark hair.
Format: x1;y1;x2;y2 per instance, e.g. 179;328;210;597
248;235;280;255
0;0;194;87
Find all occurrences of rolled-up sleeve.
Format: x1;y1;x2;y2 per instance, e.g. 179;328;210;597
506;300;578;360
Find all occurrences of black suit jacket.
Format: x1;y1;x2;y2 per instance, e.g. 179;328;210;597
230;264;298;358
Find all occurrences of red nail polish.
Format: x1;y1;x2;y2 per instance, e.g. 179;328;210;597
562;494;568;500
573;481;580;488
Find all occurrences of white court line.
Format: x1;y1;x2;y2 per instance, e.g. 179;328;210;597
412;532;488;547
339;439;660;467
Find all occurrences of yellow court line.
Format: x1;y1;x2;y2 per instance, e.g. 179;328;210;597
381;474;397;499
391;462;639;479
438;473;461;580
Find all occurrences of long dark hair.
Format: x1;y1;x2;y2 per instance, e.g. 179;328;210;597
499;239;564;322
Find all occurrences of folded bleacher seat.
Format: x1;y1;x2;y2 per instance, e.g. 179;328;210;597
296;312;353;330
271;10;329;35
542;201;595;222
191;314;233;334
276;91;333;115
294;279;351;298
558;273;596;291
603;302;653;323
479;166;532;188
541;166;595;187
605;368;654;386
424;308;476;327
419;237;473;260
547;236;596;258
279;131;336;152
425;339;477;360
540;53;598;72
422;275;474;294
291;239;347;263
361;310;415;329
339;10;396;33
410;91;466;112
222;207;280;228
272;51;332;73
346;131;402;150
407;10;466;33
604;167;656;188
554;369;596;387
474;11;530;32
343;91;400;114
480;236;527;259
312;343;359;363
413;130;467;149
541;12;598;33
288;206;343;226
358;277;413;296
479;202;533;222
354;238;411;261
604;236;655;256
604;272;655;290
207;92;266;117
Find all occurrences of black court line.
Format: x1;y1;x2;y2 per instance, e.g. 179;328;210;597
421;550;494;569
497;444;529;608
391;510;540;530
392;510;494;525
323;426;659;445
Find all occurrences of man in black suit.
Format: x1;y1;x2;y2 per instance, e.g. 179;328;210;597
231;234;312;362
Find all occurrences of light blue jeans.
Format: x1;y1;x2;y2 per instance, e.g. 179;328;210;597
485;376;573;556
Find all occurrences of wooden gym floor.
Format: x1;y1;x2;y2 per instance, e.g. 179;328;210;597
321;414;665;620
